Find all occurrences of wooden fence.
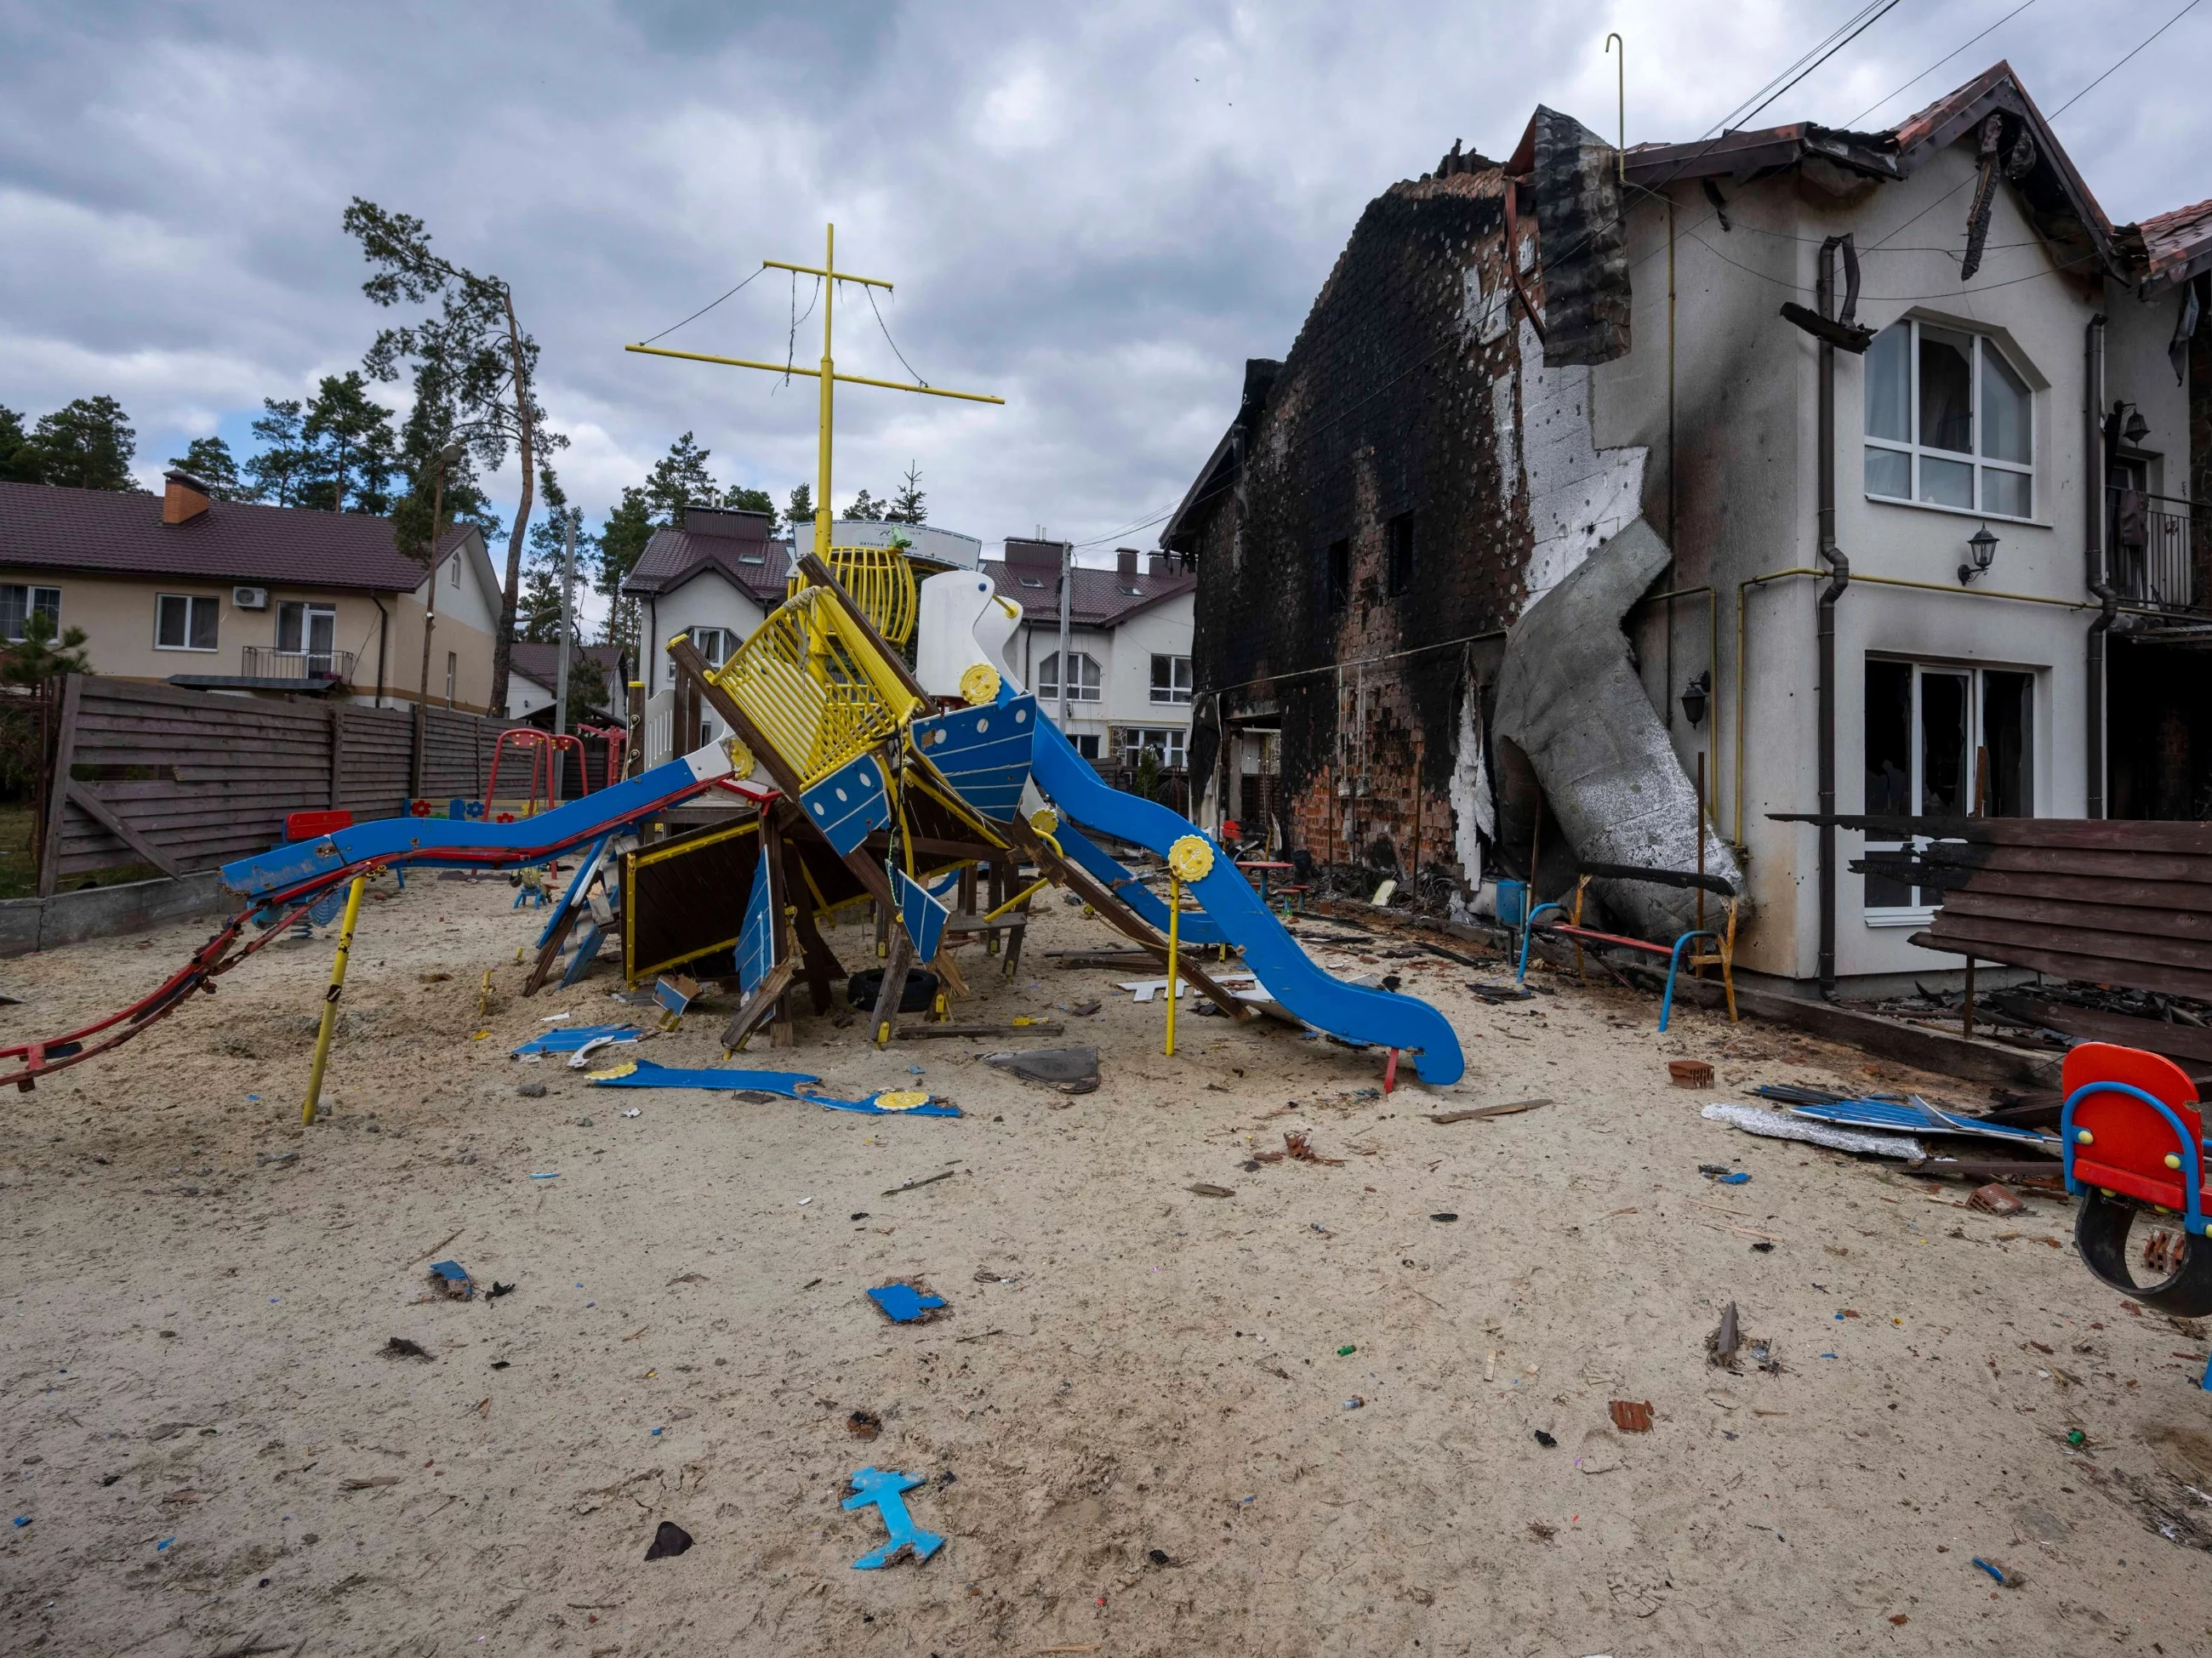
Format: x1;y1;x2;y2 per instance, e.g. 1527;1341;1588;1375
37;676;526;895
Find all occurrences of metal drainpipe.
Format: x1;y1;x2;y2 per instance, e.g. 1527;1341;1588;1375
2084;316;2117;818
1814;236;1851;1000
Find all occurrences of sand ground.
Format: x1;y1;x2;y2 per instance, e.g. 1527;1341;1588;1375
3;869;2211;1657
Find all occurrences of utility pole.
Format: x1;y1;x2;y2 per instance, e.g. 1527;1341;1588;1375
625;225;1002;576
555;510;574;739
1056;540;1072;733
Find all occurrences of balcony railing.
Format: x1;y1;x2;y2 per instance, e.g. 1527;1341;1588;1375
2111;488;2202;611
240;646;356;683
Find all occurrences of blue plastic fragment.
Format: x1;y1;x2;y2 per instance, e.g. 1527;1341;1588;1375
585;1059;822;1095
867;1283;949;1323
811;1091;961;1119
511;1025;642;1056
1971;1556;2008;1585
1715;1171;1751;1185
155;1536;174;1551
429;1261;470;1284
12;1516;27;1527
1819;1351;1838;1359
842;1467;944;1568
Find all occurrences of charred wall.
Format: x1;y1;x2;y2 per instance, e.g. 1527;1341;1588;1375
1189;168;1535;887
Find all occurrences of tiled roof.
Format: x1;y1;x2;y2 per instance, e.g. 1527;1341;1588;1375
620;507;791;607
983;559;1194;629
2136;196;2212;292
509;641;624;687
0;480;461;591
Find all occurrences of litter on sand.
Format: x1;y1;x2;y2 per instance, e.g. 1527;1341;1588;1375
644;1520;693;1560
1701;1102;1926;1161
1429;1099;1550;1124
1782;1095;2059;1148
843;1467;944;1569
1189;1183;1236;1198
1608;1400;1654;1433
983;1047;1100;1095
1117;974;1259;1003
812;1089;961;1119
381;1337;431;1360
427;1260;476;1300
868;1281;949;1323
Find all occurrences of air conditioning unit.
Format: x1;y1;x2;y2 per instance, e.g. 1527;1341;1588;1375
232;585;270;610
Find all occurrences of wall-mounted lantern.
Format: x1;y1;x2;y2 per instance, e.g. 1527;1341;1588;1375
1958;523;1999;587
1679;669;1711;727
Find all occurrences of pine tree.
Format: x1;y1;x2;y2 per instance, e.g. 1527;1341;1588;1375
887;461;926;524
784;483;814;538
31;396;135;490
0;407;43;484
643;431;715;521
168;436;243;499
299;371;400;513
721;485;774;515
844;487;886;521
243;400;314;505
596;485;653;655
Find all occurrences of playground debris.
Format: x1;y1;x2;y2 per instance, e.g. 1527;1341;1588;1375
426;1260;476;1300
867;1282;949;1324
1701;1102;1926;1161
511;1025;642;1057
1428;1099;1550;1124
983;1047;1099;1094
1668;1061;1714;1088
644;1520;694;1560
843;1467;944;1569
382;1337;431;1361
583;1060;821;1096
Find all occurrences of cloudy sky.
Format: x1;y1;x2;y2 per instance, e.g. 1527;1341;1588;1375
4;0;2209;621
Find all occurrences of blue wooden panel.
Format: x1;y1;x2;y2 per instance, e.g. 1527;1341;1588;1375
800;752;893;856
895;867;949;963
736;853;777;996
910;695;1037;822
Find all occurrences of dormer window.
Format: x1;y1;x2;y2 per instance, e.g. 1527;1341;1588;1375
1865;320;2033;520
1019;577;1045;589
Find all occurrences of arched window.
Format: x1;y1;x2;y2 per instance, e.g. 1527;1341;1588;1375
1864;320;2033;519
1036;651;1102;703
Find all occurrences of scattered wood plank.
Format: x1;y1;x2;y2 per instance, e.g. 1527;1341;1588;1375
1428;1098;1551;1124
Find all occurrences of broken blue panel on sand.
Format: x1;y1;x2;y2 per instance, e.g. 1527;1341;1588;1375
867;1283;948;1323
812;1091;961;1119
512;1025;641;1056
735;853;776;997
584;1059;821;1095
895;866;949;965
1785;1097;2057;1146
429;1261;471;1285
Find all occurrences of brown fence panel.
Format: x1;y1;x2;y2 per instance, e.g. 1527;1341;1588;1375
39;677;521;892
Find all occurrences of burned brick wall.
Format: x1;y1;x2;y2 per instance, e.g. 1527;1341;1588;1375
1187;167;1536;892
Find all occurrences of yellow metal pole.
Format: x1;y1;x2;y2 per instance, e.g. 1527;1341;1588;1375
1166;873;1180;1057
302;873;368;1125
817;222;835;562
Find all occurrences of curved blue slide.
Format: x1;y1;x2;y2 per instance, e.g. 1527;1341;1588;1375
1050;817;1231;948
1021;709;1464;1085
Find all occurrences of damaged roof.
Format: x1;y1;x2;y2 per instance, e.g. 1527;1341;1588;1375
1613;62;2123;281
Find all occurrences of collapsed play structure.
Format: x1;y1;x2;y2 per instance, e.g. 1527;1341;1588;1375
0;543;1463;1097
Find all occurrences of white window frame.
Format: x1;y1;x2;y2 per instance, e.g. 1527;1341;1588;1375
155;592;219;652
1863;318;2035;522
1123;726;1187;769
0;584;60;643
688;626;736;669
1149;653;1193;704
276;601;338;671
448;551;461;588
1038;650;1103;704
445;650;458;706
1862;658;2034;926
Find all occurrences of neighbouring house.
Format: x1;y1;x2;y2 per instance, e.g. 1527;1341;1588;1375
0;469;503;712
505;640;624;726
624;505;985;754
986;538;1196;784
1169;62;2212;995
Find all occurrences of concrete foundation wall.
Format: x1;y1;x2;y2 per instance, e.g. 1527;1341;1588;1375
0;871;231;958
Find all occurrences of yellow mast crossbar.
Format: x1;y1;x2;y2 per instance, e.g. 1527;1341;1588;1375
622;344;1006;406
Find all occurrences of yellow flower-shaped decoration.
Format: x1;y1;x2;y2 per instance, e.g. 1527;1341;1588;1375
721;735;755;778
872;1089;932;1113
586;1058;639;1081
1029;806;1060;835
960;663;1002;707
1167;835;1215;884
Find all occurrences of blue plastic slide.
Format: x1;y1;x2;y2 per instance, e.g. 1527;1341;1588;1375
1020;706;1465;1085
219;748;733;903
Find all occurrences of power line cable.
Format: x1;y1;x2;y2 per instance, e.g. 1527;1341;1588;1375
1845;0;2041;128
2047;0;2202;117
1707;0;1904;137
